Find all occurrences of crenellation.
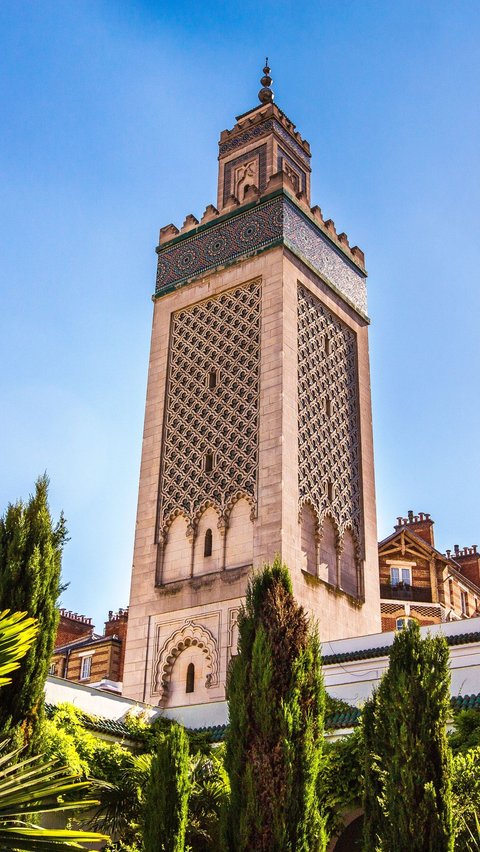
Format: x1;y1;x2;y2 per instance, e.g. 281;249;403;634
159;223;180;244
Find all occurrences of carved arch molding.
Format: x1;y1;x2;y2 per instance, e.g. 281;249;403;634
153;620;219;702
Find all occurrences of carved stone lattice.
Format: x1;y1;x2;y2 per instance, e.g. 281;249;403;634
159;281;261;532
298;286;361;546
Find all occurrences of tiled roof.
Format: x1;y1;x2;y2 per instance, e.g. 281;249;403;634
45;703;143;741
325;708;362;729
322;630;480;666
54;634;120;654
451;693;480;711
45;691;480;746
192;724;228;743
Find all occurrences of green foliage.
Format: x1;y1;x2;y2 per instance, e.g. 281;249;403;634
0;740;108;850
449;709;480;754
144;723;191;852
0;475;67;750
324;694;357;719
317;728;363;838
224;557;327;851
0;612;108;850
186;749;229;852
362;622;453;852
452;746;480;849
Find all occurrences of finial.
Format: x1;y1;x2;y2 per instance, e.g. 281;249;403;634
258;58;274;104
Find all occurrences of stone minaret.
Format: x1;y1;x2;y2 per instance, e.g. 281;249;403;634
123;64;380;715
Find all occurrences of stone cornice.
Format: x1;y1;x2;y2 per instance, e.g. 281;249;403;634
155;189;368;319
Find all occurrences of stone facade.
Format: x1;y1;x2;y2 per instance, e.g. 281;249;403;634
123;88;380;709
379;512;480;630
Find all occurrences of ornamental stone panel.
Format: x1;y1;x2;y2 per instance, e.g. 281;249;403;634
297;285;362;549
158;280;261;536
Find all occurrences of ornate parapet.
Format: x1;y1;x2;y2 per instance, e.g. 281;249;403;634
155;189;368;318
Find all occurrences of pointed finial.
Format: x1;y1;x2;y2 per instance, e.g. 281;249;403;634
258;58;274;104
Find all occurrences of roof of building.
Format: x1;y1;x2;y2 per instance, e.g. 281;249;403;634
322;629;480;665
45;702;142;741
45;687;480;746
54;633;121;654
379;527;480;597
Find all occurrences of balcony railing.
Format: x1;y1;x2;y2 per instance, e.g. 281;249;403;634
380;583;433;603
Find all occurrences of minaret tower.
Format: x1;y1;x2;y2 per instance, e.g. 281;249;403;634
123;65;380;716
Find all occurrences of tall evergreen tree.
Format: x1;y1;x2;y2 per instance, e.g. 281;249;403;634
223;557;327;852
0;475;66;749
143;723;190;852
362;621;453;852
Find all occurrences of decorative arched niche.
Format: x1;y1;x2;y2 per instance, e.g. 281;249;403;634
153;621;219;708
320;515;338;587
161;513;191;584
340;527;359;598
193;503;223;576
225;494;254;570
300;501;319;576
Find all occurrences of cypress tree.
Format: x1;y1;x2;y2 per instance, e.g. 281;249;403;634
0;474;66;750
144;723;191;852
223;557;327;852
362;622;453;852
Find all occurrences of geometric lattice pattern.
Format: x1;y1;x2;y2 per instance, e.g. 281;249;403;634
158;281;261;532
298;285;362;546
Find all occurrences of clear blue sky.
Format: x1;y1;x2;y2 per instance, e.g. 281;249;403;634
1;1;479;631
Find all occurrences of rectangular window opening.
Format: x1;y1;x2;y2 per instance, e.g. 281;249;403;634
208;369;218;390
80;656;92;680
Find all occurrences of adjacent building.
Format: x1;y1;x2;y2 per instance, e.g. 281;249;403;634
380;511;480;631
50;608;128;693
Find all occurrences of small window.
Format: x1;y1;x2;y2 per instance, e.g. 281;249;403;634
391;566;411;588
449;579;454;607
461;590;469;616
205;452;214;473
80;656;92;680
325;337;330;356
327;481;334;502
204;528;213;557
186;663;195;694
207;369;218;390
325;395;331;417
396;617;415;631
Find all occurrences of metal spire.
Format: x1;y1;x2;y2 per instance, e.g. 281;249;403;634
258;58;274;104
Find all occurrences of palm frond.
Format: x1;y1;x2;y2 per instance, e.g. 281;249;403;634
0;610;37;685
0;743;108;850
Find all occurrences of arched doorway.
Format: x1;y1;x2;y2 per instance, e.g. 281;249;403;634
331;814;363;851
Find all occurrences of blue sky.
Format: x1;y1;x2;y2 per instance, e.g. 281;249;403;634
1;1;479;631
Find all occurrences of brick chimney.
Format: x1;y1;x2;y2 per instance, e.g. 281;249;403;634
56;609;94;647
104;608;128;681
394;511;435;547
449;545;480;587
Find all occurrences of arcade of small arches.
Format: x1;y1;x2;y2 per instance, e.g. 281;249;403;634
300;502;362;599
158;495;254;585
